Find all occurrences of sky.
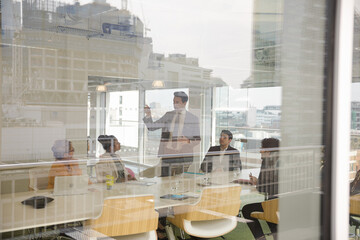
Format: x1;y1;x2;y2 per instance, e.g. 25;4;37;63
43;0;360;109
356;1;360;12
352;83;360;102
71;0;282;109
130;0;254;89
74;0;254;88
229;87;282;109
66;0;360;109
61;0;360;107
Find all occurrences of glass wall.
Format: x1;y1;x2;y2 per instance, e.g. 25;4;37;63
0;0;337;239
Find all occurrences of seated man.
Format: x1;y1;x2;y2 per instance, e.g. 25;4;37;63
47;140;82;189
200;130;242;173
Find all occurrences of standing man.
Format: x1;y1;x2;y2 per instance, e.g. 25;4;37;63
143;91;201;177
200;130;242;173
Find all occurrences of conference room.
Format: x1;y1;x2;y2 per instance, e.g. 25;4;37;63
1;0;355;239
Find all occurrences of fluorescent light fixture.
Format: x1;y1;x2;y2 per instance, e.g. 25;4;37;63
152;80;165;88
96;85;107;92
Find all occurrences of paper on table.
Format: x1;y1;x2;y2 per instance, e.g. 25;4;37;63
185;192;200;198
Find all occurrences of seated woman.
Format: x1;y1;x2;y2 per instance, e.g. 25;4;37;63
96;135;136;183
47;140;82;189
242;138;280;240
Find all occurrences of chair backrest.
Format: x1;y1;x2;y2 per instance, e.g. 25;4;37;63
181;185;241;221
86;195;159;237
261;198;279;224
29;167;50;191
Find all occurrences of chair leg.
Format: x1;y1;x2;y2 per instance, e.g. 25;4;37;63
356;226;360;240
179;229;186;240
166;224;176;240
237;210;242;218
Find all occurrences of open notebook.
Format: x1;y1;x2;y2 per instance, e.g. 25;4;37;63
53;175;89;196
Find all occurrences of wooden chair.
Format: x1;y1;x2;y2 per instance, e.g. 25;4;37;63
167;185;241;239
250;198;279;224
86;195;159;240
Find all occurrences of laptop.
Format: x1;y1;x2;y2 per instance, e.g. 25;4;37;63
53;175;89;196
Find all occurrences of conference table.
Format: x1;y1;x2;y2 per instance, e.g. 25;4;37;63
0;170;257;234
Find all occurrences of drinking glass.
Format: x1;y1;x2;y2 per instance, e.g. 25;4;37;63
171;179;181;193
202;176;211;186
233;168;241;181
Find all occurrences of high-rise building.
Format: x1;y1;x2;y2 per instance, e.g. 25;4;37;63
241;0;282;88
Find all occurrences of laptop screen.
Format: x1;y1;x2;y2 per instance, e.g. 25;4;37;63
53;175;89;196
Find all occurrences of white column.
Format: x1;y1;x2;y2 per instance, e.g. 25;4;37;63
332;0;354;239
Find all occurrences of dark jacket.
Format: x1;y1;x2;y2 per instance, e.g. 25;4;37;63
351;170;360;196
257;155;279;199
200;146;242;173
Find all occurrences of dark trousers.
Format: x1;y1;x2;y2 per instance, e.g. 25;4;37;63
242;202;277;239
160;157;193;177
158;208;169;227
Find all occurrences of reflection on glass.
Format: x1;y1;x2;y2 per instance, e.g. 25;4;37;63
0;0;330;239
